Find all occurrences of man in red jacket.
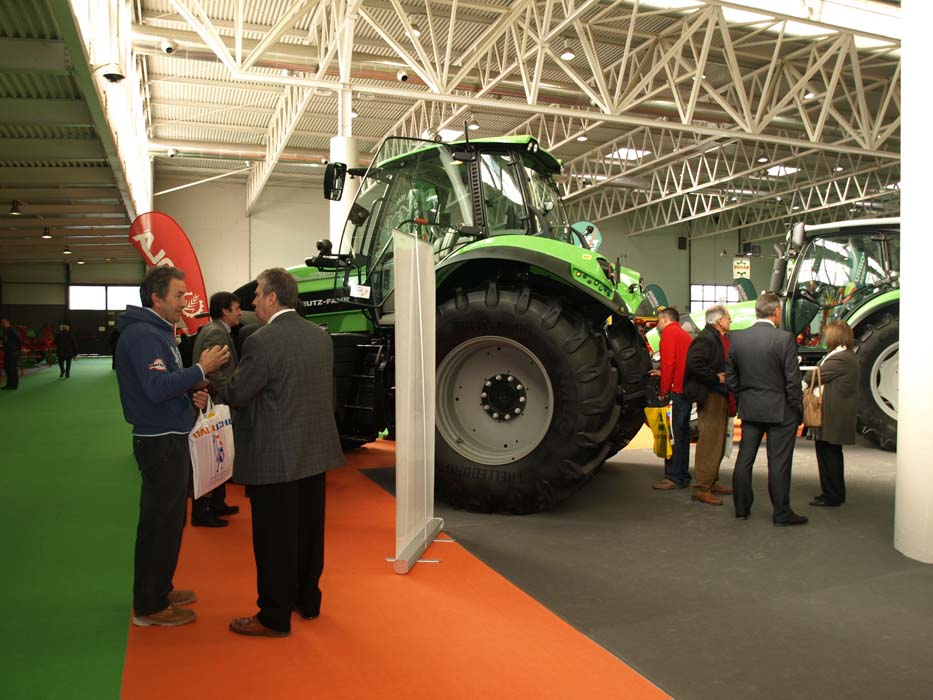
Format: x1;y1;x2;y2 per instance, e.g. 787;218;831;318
651;307;693;490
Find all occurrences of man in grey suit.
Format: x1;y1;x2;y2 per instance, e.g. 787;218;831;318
726;293;807;526
222;268;344;637
190;291;243;526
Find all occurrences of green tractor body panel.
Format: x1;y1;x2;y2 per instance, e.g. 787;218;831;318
437;234;644;315
844;290;899;330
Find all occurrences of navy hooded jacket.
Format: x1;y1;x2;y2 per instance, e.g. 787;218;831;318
116;305;204;436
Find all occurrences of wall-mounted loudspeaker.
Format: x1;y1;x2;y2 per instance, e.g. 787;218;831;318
677;236;687;250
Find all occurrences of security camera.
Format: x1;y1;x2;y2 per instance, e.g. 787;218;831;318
166;148;178;158
160;39;178;55
396;69;409;82
97;62;125;83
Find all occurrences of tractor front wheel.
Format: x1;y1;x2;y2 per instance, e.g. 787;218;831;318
435;283;618;513
855;312;898;451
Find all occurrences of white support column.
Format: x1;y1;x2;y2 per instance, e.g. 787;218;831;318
330;88;359;251
894;0;932;564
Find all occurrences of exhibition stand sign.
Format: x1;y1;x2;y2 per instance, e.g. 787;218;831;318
392;230;443;573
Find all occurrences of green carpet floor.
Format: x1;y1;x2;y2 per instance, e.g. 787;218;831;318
0;358;138;699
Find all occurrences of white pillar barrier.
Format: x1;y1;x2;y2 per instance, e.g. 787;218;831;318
329;90;359;251
393;229;443;573
894;0;933;564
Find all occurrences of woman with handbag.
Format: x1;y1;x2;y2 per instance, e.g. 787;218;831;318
809;321;859;507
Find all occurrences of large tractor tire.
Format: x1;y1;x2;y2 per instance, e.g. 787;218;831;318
435;283;619;513
605;320;652;458
855;312;898;451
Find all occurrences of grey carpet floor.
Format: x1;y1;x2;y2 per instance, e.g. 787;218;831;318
364;437;933;700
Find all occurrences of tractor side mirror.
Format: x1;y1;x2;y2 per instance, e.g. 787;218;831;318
791;222;806;249
323;162;347;201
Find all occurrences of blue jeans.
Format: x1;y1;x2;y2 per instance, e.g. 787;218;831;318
664;392;692;487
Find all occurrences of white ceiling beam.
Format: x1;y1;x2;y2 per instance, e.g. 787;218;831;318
245;84;317;214
241;0;321;71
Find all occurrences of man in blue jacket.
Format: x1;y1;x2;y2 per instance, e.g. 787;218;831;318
116;266;229;627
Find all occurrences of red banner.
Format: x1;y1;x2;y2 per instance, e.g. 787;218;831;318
128;212;210;335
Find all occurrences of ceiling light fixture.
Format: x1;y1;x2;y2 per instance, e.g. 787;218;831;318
834;166;844;172
467;115;480;131
63;246;72;255
350;109;358;119
577;134;588;142
9;200;23;216
559;39;576;61
406;16;422;39
76;259;86;265
42;227;52;239
757;156;769;163
804;91;815;99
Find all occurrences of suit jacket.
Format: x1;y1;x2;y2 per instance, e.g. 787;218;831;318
726;321;802;424
54;330;78;358
2;326;21;354
223;311;344;485
811;349;859;445
192;319;238;390
683;324;726;406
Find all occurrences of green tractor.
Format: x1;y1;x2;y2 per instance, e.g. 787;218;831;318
650;217;899;450
237;135;653;513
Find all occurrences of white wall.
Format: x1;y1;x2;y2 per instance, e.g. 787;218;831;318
154;178;329;296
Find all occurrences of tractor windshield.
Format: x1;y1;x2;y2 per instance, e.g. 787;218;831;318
340;137;475;309
788;232;896;347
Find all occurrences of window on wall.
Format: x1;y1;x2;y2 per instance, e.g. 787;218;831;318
106;286;139;311
690;284;739;313
68;285;140;311
69;285;106;310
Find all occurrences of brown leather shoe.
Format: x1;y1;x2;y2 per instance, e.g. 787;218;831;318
167;589;197;606
652;478;680;490
711;484;733;495
133;605;197;627
692;491;724;506
229;615;289;637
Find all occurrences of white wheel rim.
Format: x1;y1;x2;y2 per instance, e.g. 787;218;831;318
870;341;898;421
436;336;554;466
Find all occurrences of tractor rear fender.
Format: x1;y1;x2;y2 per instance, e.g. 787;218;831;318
436;244;632;319
845;290;899;330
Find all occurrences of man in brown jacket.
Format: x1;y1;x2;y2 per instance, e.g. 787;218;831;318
221;268;345;637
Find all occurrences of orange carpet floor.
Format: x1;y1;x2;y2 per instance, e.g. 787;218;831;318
121;441;670;700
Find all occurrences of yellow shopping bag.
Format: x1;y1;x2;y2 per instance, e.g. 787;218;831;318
644;405;673;460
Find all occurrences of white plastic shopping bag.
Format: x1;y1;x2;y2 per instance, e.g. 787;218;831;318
723;417;736;459
188;399;235;499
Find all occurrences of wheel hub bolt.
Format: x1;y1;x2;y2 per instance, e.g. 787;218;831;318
480;372;527;422
514;408;522;414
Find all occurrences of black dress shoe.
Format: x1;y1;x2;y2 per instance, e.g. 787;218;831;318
735;513;749;520
294;607;319;620
215;503;240;516
192;514;229;528
773;513;809;526
809;497;842;507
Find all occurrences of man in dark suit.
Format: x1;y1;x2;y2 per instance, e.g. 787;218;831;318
221;268;345;637
190;291;243;527
726;293;807;526
1;318;22;390
54;324;78;378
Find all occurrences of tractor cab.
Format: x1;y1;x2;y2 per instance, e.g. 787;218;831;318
781;221;900;352
314;135;577;322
